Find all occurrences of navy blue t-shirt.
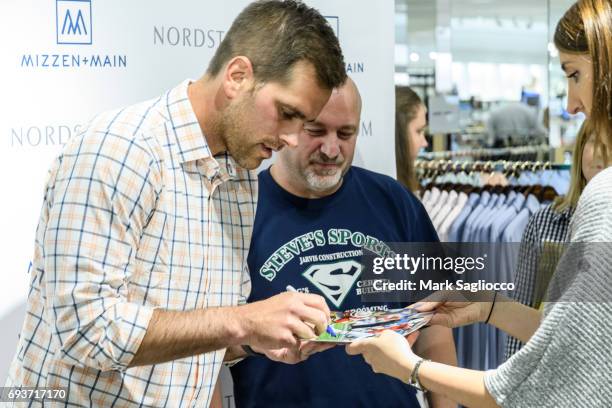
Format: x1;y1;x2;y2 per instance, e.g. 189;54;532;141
231;166;439;408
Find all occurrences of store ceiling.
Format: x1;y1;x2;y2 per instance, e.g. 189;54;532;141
397;0;572;25
395;0;575;65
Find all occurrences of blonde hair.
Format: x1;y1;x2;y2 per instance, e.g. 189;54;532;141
553;120;591;212
554;0;612;162
395;86;424;191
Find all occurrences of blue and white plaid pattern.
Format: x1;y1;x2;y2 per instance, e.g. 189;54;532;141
6;80;257;407
505;204;572;360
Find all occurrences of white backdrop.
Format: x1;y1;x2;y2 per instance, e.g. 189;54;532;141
0;0;395;400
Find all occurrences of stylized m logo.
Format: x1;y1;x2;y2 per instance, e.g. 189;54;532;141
63;9;87;35
56;0;92;45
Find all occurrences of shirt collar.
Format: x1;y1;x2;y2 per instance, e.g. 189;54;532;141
552;205;574;221
468;192;480;205
489;193;500;206
526;194;541;214
164;80;213;164
164;80;239;181
511;192;526;211
480;191;491;205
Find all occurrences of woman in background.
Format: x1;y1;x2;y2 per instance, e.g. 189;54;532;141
348;1;612;406
395;86;428;192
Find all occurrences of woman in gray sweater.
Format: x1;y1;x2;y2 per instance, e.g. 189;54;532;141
347;1;612;406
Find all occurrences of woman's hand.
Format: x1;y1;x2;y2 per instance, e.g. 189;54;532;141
255;341;336;364
345;331;420;382
414;290;494;328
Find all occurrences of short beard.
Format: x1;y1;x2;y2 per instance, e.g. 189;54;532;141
218;94;259;170
304;168;343;192
302;153;345;192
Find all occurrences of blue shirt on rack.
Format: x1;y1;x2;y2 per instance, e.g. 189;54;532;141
473;194;507;242
461;191;491;242
483;193;542;369
489;192;524;242
447;192;480;242
502;194;541;243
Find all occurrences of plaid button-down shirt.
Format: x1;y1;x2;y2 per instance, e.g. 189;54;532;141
504;203;573;360
6;80;257;407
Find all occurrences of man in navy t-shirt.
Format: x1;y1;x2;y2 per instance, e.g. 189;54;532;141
229;78;457;408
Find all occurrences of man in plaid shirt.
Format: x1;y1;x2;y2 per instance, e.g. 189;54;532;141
6;1;346;406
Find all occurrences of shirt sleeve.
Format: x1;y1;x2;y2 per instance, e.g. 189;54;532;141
223;264;252;367
44;125;162;372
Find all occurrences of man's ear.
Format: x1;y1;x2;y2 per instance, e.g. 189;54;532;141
222;56;255;100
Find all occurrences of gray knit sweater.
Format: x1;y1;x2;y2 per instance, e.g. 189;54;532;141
484;167;612;407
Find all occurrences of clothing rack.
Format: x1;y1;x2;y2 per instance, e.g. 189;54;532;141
415;159;571;175
419;144;551;161
418;156;572;373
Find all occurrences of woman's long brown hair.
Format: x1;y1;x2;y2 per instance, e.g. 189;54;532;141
553;120;591;212
395;86;425;192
